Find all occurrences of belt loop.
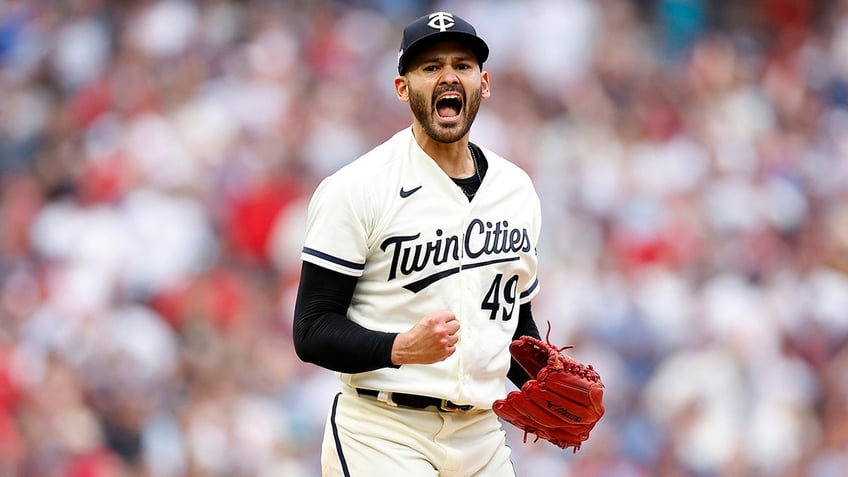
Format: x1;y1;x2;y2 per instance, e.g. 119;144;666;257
377;390;398;407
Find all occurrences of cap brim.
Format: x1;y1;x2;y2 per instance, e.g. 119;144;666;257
399;32;489;74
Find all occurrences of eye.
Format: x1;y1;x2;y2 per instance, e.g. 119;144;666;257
423;65;439;72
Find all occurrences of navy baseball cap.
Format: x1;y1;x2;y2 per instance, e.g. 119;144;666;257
397;11;489;75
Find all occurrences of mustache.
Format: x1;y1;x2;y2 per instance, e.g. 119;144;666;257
432;85;465;101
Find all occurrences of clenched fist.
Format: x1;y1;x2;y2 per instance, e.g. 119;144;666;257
391;310;460;365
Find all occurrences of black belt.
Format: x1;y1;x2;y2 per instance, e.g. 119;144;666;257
356;388;474;412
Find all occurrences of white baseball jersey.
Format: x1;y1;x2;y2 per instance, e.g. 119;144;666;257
301;127;541;408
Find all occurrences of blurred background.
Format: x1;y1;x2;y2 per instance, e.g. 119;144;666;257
1;0;848;475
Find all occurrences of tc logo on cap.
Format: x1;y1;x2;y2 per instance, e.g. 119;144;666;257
427;12;456;32
396;11;489;74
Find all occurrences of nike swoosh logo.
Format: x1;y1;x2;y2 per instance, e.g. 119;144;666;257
399;185;422;198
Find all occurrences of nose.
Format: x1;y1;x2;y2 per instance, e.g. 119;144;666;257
439;66;461;85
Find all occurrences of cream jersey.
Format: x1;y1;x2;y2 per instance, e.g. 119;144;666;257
301;127;541;409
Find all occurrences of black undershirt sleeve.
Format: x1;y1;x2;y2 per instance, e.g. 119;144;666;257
293;261;398;373
508;301;542;388
292;260;542;388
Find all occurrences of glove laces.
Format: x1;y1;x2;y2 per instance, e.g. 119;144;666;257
545;320;601;383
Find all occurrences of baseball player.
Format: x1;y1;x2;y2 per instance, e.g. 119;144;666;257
293;11;543;476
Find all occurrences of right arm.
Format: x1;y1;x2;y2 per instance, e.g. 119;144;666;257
292;261;459;373
293;261;397;373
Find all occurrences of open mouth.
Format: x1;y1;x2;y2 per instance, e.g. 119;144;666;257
436;92;463;120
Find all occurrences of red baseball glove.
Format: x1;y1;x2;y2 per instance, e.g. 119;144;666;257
493;333;605;452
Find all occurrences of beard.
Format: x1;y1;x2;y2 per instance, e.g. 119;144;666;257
408;83;482;144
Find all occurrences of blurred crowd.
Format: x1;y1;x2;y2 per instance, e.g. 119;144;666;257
1;0;848;476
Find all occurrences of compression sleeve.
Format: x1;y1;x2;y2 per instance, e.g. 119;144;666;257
293;261;398;373
507;302;541;388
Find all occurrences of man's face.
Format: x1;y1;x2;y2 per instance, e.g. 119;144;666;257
398;40;490;144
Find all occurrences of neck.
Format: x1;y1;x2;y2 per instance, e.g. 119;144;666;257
411;126;475;179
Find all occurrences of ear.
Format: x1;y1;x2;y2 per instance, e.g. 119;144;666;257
481;70;491;99
395;76;410;103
